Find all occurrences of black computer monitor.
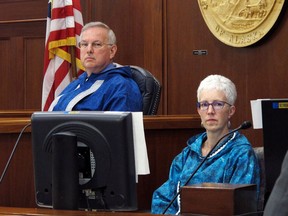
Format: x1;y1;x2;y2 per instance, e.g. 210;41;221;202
31;111;137;211
262;99;288;203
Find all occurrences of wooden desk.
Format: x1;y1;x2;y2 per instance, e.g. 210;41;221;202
0;206;155;216
0;111;203;211
181;183;257;215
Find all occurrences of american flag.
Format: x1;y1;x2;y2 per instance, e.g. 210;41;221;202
41;0;84;111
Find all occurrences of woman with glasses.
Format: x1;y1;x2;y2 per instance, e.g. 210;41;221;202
151;74;260;214
49;21;142;112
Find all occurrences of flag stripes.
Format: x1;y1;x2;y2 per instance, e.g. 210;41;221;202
42;0;84;111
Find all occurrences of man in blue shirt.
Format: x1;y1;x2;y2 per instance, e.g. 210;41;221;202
49;21;142;112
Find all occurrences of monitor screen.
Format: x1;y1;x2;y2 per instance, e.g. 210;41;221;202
31;111;137;211
261;100;288;203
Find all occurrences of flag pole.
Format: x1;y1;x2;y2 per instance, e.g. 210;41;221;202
69;46;78;80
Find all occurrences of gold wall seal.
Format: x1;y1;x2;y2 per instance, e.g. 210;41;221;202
198;0;285;47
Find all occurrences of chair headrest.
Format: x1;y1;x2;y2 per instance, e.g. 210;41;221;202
130;66;161;115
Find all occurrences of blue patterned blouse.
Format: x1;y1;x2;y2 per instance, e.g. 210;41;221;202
151;131;260;214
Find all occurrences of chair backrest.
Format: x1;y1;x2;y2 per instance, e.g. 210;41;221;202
130;65;161;115
253;147;266;211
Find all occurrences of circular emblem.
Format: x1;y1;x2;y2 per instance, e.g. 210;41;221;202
198;0;285;47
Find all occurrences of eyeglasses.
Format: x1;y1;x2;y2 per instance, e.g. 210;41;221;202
197;100;232;111
78;41;113;49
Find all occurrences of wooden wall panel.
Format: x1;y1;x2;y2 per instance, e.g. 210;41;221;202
0;34;45;110
0;0;46;110
0;0;47;21
0;37;25;109
25;37;45;108
165;0;288;145
166;0;288;115
0;133;35;207
90;0;163;100
0;39;11;109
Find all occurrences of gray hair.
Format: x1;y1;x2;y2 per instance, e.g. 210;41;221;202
80;21;117;44
197;74;237;105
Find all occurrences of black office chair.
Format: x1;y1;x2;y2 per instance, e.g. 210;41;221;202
130;65;161;115
253;147;266;212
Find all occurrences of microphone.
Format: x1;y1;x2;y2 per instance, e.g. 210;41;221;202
240;121;252;130
0;123;31;183
162;121;252;214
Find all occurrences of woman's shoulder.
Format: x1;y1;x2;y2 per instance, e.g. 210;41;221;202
229;132;257;156
231;132;252;147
